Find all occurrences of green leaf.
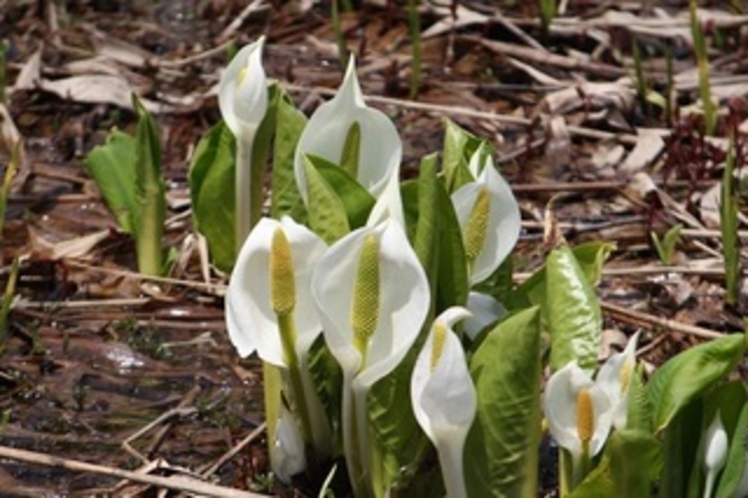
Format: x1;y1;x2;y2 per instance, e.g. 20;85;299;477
271;89;307;222
435;179;469;312
83;129;138;233
464;306;542;498
132;95;165;276
188;120;237;271
659;397;704;498
302;154;350;244
307;154;376;229
340;120;361;179
546;245;602;371
646;333;746;433
506;241;614;311
368;348;430;493
570;429;659;498
441;119;483;193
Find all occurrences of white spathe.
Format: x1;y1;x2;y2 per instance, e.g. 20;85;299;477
544;361;613;458
218;37;268;141
411;307;476;498
311;218;430;387
463;291;507;340
225;216;326;364
702;412;728;498
294;56;401;204
270;407;307;483
596;332;639;430
451;147;521;285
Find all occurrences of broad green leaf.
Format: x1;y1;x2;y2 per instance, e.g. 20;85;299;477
306;154;376;229
571;429;659;498
646;333;746;433
441;119;483;193
368;347;430;493
506;241;614;311
340;121;361;179
302;154;350;244
465;306;542;498
716;399;748;498
659;397;703;498
83;129;138;233
412;153;438;273
625;364;653;433
435;180;469;312
546;245;602;371
132;95;165;276
188;121;236;271
271;89;307;222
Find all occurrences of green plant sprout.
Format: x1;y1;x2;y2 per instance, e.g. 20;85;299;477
84;95;166;276
632;39;651;118
651;223;683;265
0;257;19;347
0;40;9;105
331;0;349;70
0;141;19;240
539;0;558;31
690;0;717;136
721;138;739;307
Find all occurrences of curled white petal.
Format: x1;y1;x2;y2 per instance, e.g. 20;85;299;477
463;291;507;340
270;407;307;483
544;361;613;457
702;412;728;498
294;56;401;204
311;219;430;387
451;150;521;285
218;37;268;140
596;332;639;430
226;216;326;364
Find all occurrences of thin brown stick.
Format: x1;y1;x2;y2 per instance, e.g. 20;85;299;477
200;423;267;479
0;445;267;498
600;301;723;340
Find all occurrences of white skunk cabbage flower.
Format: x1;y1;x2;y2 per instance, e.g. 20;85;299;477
544;361;613;460
596;332;639;430
226;216;326;363
311;218;430;495
294;56;402;204
218;37;268;142
451;145;521;285
217;36;269;246
463;291;507;340
411;307;476;498
702;412;728;498
270;407;307;483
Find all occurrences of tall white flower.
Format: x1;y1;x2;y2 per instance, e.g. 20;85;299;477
544;361;613;486
311;218;430;497
411;307;476;498
451;145;521;285
218;37;269;247
294;57;401;204
596;332;639;430
225;216;330;457
702;412;728;498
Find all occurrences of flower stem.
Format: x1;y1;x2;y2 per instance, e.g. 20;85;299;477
436;437;468;498
236;137;254;252
277;313;313;448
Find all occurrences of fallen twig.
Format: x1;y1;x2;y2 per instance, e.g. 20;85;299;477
600;301;724;340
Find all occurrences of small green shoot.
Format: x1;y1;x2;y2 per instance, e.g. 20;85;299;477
407;0;421;98
84;95;166;276
318;464;338;498
651;224;683;266
0;257;19;347
721;138;739;307
689;0;717;136
331;0;348;70
665;45;675;127
0;141;19;240
539;0;558;31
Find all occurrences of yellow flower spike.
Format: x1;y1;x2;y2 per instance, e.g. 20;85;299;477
351;234;380;357
430;321;448;372
576;387;594;448
462;188;490;263
270;227;296;317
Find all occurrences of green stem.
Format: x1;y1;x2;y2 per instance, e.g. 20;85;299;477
277;313;313;446
571;446;591;490
331;0;348;70
236;137;253;251
342;374;364;496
